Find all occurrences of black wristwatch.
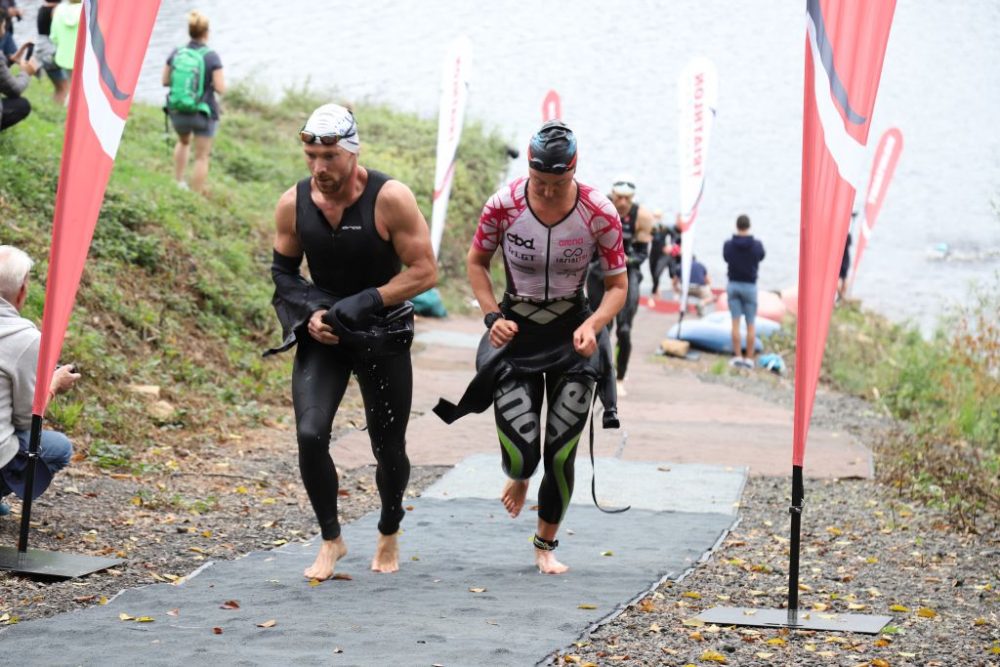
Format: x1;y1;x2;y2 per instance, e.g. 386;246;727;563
484;311;504;329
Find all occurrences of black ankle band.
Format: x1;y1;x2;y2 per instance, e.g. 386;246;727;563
532;534;559;551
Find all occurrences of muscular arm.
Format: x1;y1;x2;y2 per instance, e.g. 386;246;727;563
273;186;302;257
376;180;437;305
634;206;654;244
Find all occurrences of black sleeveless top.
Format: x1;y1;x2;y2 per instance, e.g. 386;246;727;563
620;203;638;257
296;169;401;298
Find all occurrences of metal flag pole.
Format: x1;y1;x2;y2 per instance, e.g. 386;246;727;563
694;464;891;633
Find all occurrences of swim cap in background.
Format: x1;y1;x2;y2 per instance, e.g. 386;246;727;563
528;120;578;174
611;175;636;196
300;103;360;154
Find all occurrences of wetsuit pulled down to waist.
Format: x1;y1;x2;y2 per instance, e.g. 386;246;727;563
432;293;618;426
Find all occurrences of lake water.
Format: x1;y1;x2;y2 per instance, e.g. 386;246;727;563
17;1;1000;330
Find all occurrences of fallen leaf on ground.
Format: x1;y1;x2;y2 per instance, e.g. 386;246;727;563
256;619;276;628
917;606;937;618
469;587;487;593
220;600;240;610
73;595;96;603
135;616;155;623
308;579;322;587
601;551;614;557
699;650;728;663
889;604;910;612
212;627;223;635
118;613;134;621
681;591;702;599
167;609;179;617
578;603;597;610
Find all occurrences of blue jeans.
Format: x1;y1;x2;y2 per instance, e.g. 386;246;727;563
0;32;15;58
0;430;73;497
727;281;758;324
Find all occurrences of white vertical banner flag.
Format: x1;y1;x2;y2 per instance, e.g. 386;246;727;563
677;57;718;313
429;35;472;259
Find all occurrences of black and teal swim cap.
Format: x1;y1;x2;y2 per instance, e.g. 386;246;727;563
528;120;578;174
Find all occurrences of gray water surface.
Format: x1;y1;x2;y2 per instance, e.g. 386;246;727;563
16;1;1000;330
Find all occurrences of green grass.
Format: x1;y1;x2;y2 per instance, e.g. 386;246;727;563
0;83;508;468
768;277;1000;529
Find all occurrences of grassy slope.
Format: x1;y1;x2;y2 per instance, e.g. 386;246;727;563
0;84;508;468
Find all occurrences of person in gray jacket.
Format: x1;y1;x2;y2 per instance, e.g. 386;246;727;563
0;14;38;132
0;246;79;515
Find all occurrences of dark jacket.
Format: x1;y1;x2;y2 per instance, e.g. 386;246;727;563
0;54;29;116
723;234;765;283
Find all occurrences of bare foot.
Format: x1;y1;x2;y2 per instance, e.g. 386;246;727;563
535;548;569;574
501;479;529;518
304;537;347;580
370;532;400;573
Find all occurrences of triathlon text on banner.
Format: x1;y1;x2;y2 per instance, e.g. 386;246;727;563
429;36;472;259
850;127;903;292
541;89;561;122
795;0;897;467
31;0;162;416
676;57;718;314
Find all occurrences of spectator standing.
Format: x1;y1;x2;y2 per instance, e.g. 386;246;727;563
34;1;69;104
162;10;225;194
0;0;21;60
48;0;81;92
722;214;765;368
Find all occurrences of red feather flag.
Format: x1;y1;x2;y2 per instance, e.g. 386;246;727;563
31;0;162;415
794;0;896;468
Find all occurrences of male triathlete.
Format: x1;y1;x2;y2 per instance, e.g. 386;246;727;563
586;176;653;396
267;103;436;579
435;120;626;574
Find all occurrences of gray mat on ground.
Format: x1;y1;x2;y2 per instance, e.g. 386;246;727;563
0;498;734;666
423;453;747;515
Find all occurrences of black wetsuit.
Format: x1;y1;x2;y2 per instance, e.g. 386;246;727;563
587;203;647;381
283;170;411;540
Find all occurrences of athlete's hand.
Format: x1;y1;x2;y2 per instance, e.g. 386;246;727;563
308;309;341;345
489;318;518;348
573;323;598;358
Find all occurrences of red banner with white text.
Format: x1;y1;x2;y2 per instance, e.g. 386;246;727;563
32;0;162;415
850;127;903;292
794;0;896;467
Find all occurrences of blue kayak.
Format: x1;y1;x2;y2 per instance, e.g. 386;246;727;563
666;313;781;354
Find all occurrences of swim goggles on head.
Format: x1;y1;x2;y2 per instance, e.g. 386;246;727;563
299;117;358;146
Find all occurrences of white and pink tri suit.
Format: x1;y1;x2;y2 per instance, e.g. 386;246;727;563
473;177;626;302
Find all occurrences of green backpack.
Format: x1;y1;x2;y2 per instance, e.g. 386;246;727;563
166;46;212;116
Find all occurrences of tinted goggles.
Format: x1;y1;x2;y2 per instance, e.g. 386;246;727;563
299;118;357;146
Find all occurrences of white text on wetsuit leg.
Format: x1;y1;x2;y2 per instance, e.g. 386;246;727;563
496;381;540;443
546;381;591;441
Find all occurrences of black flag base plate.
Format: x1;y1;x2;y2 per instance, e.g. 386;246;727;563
0;547;123;579
695;606;892;634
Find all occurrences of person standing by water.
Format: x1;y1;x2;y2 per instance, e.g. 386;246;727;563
162;10;225;194
33;1;70;105
48;0;80;93
434;120;626;574
266;103;436;580
723;214;765;368
586;176;652;396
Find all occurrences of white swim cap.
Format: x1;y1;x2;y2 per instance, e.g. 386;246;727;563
611;175;636;196
300;103;360;154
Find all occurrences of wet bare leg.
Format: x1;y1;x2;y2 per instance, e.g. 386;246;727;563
501;478;529;518
534;518;568;574
371;532;400;573
304;536;347;580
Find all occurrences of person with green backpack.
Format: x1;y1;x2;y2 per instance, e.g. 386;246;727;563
162;10;224;194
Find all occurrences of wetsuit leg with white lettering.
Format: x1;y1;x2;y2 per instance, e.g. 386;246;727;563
615;267;642;380
493;376;544;481
354;350;413;536
292;337;352;540
537;374;595;524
